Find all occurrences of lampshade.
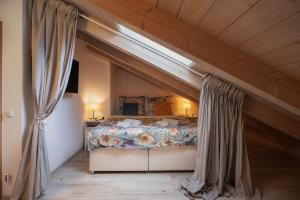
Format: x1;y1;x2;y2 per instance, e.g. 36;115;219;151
183;101;191;109
88;103;98;110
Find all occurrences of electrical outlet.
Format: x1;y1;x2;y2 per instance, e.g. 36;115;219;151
4;174;11;183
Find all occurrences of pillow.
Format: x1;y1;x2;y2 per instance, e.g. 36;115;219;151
119;96;146;115
155;121;169;127
162;119;179;127
124;119;142;127
145;96;173;115
116;121;131;128
154;101;172;116
123;103;139;115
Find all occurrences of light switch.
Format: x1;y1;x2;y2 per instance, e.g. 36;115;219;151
4;110;14;119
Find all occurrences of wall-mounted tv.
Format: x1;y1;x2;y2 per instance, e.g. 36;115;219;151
65;59;79;93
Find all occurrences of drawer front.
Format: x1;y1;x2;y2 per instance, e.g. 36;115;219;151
149;148;196;171
90;149;149;171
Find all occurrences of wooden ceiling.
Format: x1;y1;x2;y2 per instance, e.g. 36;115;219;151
142;0;300;81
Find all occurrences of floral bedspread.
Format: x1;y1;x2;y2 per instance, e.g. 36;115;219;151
88;119;198;151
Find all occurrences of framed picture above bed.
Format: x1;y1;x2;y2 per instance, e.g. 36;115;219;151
118;95;174;116
146;96;174;116
119;96;146;115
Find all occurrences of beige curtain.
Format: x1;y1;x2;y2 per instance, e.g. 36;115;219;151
181;75;259;200
11;0;78;200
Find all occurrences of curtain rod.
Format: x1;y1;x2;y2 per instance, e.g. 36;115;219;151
78;13;205;78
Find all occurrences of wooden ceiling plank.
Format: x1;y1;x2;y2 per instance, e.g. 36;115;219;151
239;12;300;57
245;114;300;159
275;61;300;82
198;0;259;37
78;31;300;140
141;0;158;7
219;0;300;46
257;41;300;67
78;0;300;117
177;0;215;26
157;0;183;16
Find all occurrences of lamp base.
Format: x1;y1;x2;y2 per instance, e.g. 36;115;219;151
89;116;105;121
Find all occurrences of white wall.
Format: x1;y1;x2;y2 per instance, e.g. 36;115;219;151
76;39;111;119
0;0;26;196
45;94;83;172
112;65;171;97
45;39;111;172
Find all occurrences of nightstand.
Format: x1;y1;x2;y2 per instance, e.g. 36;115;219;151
84;120;105;151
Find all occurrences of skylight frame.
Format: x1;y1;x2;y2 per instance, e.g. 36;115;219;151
118;24;194;68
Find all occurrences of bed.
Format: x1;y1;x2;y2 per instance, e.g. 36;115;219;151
87;116;198;172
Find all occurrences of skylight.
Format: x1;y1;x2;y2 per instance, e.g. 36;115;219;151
118;24;194;68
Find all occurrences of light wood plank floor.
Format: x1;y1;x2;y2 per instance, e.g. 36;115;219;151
40;151;189;200
40;135;300;200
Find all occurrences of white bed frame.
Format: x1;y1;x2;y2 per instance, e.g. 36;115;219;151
89;147;197;173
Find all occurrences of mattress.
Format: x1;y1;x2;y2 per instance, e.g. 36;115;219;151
88;116;198;151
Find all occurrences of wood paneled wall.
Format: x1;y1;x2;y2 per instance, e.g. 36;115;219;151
245;115;300;159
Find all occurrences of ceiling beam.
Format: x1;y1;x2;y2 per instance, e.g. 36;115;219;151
71;0;300;119
77;31;300;140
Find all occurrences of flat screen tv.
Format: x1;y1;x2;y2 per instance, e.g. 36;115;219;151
65;59;79;93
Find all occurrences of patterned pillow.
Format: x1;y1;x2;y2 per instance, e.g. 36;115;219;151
119;96;146;115
153;101;172;116
145;96;174;115
123;103;139;115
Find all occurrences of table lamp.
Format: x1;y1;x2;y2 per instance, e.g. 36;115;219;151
88;103;98;120
183;101;191;116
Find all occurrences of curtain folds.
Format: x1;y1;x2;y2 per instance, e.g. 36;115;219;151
11;0;78;200
180;74;259;200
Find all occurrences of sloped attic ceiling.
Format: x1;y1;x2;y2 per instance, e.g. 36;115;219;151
66;0;300;139
144;0;300;82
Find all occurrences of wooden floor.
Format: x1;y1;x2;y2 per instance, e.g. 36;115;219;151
40;151;189;200
40;128;300;200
